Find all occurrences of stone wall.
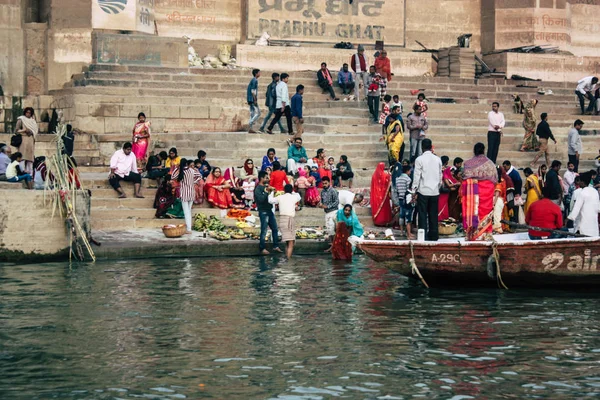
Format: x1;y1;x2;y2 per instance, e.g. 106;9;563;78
483;52;600;82
0;0;26;96
405;0;482;51
0;188;91;261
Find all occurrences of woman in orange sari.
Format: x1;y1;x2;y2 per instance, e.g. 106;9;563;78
461;143;497;240
205;167;233;209
371;162;393;226
131;112;151;170
313;148;332;187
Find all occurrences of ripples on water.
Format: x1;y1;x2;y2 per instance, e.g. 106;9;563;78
1;256;599;399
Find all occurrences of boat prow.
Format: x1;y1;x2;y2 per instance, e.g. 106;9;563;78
357;233;600;287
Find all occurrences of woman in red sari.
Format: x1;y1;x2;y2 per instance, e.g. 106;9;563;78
438;157;461;221
313;148;332;187
205;167;233;209
370;162;393;226
461;143;497;240
131;112;151;170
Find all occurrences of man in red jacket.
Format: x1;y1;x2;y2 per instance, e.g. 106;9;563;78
525;187;563;240
350;44;368;100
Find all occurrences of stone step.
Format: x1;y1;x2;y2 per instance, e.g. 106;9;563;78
84;64;578;88
71;78;580;104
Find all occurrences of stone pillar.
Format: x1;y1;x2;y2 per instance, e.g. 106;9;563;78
25;22;48;95
46;0;93;91
0;0;26;96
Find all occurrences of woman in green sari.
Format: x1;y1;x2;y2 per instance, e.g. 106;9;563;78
332;204;365;259
520;99;539;152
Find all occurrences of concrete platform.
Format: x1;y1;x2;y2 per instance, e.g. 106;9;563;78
91;229;331;261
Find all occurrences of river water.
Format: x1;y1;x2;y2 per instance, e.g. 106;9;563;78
1;256;600;399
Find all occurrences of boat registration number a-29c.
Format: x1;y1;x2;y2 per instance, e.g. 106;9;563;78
431;253;461;264
543;249;600;272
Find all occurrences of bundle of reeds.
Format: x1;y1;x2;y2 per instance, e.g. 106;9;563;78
44;123;95;262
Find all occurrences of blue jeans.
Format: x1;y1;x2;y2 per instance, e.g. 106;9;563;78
575;90;595;114
260;108;285;131
249;103;261;128
8;173;32;183
259;210;280;251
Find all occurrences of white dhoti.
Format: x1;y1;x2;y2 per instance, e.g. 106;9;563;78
287;158;314;175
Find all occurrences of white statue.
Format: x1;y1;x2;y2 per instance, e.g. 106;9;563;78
183;35;203;67
255;32;270;46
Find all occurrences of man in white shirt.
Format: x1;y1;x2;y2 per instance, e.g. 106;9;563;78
412;138;442;241
109;142;143;198
337;189;364;208
567;119;584;172
269;184;301;258
568;172;600;236
486;101;505;164
575;76;598;115
562;162;578;196
266;73;293;135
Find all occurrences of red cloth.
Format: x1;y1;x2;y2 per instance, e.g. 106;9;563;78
477;180;495;234
332;222;353;260
371;162;393;226
313;157;332;188
270;170;289;191
374;56;392;81
525;198;563;237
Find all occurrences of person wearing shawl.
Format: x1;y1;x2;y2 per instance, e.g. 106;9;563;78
302;165;320;207
438;157;462;221
317;62;339;101
461;142;497;240
313;148;333;186
261;148;278;172
385;106;404;166
374;49;392;100
224;166;246;208
523;167;542;215
15;107;38;174
239;159;258;208
332;204;364;260
205;167;233;209
520;99;539;152
537;164;547;188
131;112;151;170
492;166;515;233
371;162;393;226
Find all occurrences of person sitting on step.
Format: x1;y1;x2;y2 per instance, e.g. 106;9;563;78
317;62;339;101
337;63;355;95
108;142;144;199
5;152;33;189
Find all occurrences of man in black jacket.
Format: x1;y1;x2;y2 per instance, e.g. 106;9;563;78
531;112;556;168
317;62;339;101
545;160;563;206
503;160;523;225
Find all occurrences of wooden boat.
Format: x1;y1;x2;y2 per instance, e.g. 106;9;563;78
357;233;600;287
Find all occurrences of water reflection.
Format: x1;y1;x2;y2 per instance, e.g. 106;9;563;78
0;256;599;399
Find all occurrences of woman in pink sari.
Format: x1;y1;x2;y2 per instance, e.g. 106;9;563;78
205;167;233;209
461;143;497;240
132;112;151;170
438;159;461;221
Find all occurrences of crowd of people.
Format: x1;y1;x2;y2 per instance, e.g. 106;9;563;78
5;59;600;255
106;113;366;258
378;119;600;242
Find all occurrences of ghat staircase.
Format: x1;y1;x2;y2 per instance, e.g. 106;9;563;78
2;64;600;232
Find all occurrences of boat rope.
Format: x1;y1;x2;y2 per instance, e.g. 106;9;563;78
409;241;430;288
491;241;509;290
